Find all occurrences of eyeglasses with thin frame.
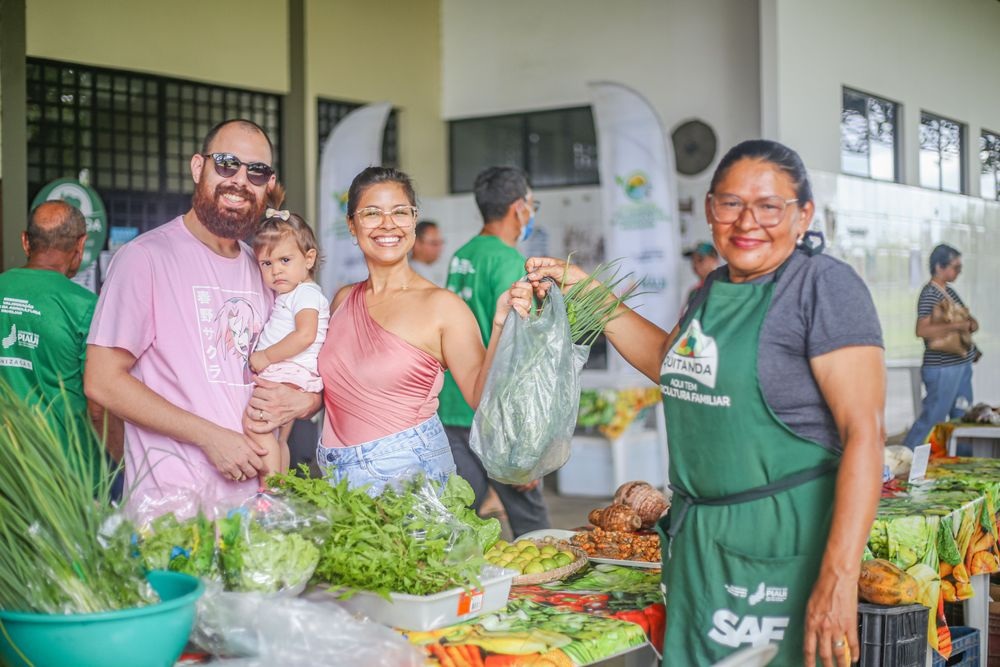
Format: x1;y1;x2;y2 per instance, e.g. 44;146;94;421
353;205;419;229
201;153;275;187
524;197;541;213
708;194;798;228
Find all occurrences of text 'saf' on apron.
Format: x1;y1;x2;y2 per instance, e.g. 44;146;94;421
655;251;839;666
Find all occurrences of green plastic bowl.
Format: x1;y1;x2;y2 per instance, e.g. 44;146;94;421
0;570;203;667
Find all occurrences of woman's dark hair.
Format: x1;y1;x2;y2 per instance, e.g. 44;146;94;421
346;166;416;217
709;139;813;204
929;244;961;277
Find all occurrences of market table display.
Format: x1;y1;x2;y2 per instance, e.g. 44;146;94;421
404;564;663;666
866;458;1000;662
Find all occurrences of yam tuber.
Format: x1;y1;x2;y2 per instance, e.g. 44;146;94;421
588;504;642;532
613;481;670;529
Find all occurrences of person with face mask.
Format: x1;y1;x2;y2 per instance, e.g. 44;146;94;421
0;201;123;483
438;166;551;537
85;119;322;512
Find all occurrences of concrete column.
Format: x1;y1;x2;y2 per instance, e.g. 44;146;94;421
281;0;307;215
1;0;28;271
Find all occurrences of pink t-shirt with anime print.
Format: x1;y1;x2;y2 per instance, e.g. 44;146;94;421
88;216;273;513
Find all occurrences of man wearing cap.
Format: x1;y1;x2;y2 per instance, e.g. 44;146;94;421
683;241;720;307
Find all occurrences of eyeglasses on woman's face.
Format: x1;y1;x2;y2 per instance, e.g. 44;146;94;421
708;193;798;228
352;205;418;229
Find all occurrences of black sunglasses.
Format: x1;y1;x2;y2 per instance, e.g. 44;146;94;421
201;153;274;186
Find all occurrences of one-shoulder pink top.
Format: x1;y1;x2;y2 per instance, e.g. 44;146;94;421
319;282;444;447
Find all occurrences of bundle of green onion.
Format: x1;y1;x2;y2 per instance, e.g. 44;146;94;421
0;382;153;613
563;259;642;346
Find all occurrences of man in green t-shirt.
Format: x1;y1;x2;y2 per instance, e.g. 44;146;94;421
439;167;550;536
0;201;122;475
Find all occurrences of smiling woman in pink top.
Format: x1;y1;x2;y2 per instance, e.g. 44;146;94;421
315;167;531;494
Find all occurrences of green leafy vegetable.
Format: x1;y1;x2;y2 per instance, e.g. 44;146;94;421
271;468;494;599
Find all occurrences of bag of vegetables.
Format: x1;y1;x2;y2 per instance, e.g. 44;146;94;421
471;262;638;485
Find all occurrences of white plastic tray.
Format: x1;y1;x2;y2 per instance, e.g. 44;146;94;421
314;565;517;631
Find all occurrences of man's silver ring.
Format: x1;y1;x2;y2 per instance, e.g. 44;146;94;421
833;639;845;649
257;409;264;421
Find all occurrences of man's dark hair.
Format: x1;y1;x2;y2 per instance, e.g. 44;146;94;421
415;220;438;240
929;244;961;277
473;166;530;223
200;118;274;160
26;201;86;253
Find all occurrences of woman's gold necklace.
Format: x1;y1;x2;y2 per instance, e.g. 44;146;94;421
367;278;409;308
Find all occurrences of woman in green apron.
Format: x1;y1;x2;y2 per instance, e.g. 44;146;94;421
526;140;885;666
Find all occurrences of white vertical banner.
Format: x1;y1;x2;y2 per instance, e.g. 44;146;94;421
588;82;682;369
317;102;392;295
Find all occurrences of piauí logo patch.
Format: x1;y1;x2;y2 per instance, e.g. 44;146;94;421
1;324;15;349
661;319;718;389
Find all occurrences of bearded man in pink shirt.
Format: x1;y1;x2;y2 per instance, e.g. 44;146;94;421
85;119;321;510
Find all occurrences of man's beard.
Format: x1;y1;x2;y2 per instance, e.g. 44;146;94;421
192;182;267;240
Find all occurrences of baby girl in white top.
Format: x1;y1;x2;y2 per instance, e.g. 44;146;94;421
245;207;330;482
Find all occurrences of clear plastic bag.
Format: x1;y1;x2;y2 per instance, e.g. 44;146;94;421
317;474;489;599
471;282;589;485
193;582;422;666
215;492;327;594
131;490;327;595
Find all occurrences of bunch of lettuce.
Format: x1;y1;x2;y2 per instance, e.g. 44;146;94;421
217;515;319;593
137;508;320;594
138;511;217;578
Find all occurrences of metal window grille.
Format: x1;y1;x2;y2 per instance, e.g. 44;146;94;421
316;98;398;167
26;58;283;234
981;130;1000;201
840;87;901;183
919;111;966;194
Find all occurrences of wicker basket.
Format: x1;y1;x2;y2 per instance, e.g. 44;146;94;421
509;538;589;586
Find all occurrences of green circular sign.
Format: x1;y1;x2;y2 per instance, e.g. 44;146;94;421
31;178;108;271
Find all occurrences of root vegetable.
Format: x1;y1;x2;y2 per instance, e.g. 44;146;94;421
613;481;669;529
588;504;642;532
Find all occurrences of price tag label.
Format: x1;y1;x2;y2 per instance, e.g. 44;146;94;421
909;444;931;483
456;589;484;615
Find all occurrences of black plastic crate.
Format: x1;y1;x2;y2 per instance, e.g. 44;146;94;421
932;626;980;667
858;602;929;667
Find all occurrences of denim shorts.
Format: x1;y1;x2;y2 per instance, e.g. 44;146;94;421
316;415;456;496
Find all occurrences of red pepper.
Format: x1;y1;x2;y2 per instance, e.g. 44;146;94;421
612;609;651;634
644;603;666;653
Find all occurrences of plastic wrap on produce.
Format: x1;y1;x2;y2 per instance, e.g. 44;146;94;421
216;493;328;594
194;583;422;666
471;282;588;485
131;490;327;594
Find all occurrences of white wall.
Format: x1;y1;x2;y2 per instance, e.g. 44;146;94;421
765;0;1000;194
441;0;762;206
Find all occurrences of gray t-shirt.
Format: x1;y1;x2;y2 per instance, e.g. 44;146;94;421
697;249;884;453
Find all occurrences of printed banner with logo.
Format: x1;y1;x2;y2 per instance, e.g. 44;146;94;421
31;176;108;292
317;102;392;295
588;82;682;350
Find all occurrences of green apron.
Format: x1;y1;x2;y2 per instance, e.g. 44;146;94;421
655;255;839;666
